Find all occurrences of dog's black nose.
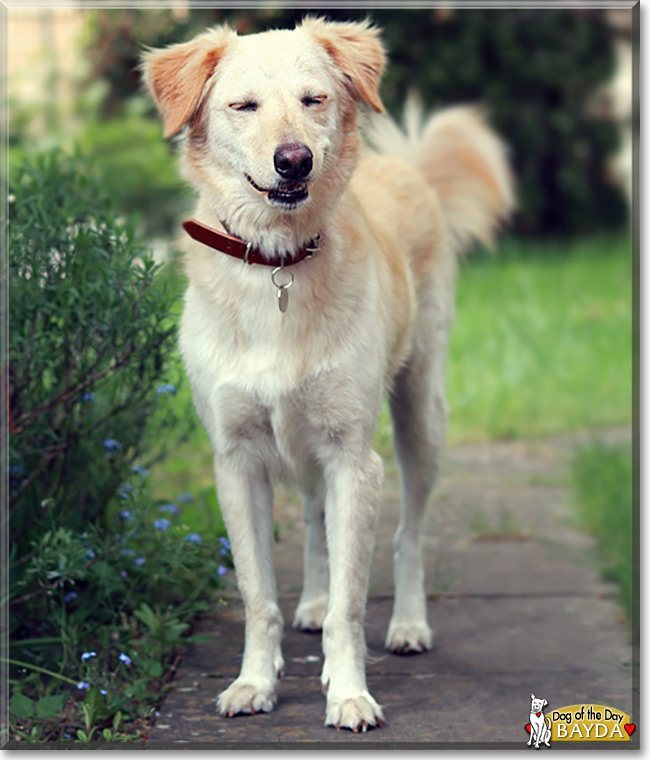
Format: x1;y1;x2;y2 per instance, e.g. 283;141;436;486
274;143;313;180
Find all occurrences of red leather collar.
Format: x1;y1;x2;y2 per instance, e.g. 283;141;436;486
182;219;320;267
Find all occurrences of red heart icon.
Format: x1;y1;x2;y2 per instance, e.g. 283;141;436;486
536;712;541;717
624;723;636;736
525;723;531;733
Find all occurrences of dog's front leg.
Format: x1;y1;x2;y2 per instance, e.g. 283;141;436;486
320;450;384;732
214;459;283;717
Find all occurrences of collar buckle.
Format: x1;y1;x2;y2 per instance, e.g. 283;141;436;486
304;234;321;258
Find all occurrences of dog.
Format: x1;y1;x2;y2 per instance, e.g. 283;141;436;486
528;694;551;748
142;17;513;732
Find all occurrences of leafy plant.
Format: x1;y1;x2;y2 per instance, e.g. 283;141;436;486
7;150;229;742
8;150;190;547
8;476;230;742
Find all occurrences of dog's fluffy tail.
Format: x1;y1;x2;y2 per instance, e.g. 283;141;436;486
365;96;515;252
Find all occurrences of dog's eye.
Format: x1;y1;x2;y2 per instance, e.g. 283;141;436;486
301;94;327;107
230;101;258;112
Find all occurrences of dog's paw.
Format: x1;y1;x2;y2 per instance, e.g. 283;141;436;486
293;595;328;632
217;678;276;717
325;692;384;732
385;619;433;654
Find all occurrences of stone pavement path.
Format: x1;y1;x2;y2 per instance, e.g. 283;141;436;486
148;430;634;748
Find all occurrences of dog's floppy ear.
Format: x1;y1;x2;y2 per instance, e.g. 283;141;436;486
530;694;535;700
141;26;234;138
302;17;385;113
543;699;548;707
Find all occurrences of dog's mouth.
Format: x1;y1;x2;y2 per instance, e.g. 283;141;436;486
246;174;309;208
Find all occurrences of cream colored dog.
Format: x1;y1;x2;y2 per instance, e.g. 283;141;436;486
142;17;513;732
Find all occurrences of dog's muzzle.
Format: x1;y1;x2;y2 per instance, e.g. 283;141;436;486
246;174;309;208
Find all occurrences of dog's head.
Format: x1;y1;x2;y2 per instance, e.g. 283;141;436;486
530;694;548;713
141;18;385;231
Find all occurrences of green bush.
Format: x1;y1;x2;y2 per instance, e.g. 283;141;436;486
9;105;190;238
9;486;233;741
84;7;627;239
75;109;192;237
7;150;231;741
8;150;187;546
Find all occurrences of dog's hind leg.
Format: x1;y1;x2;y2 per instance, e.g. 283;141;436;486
386;279;453;654
214;459;284;717
293;478;329;632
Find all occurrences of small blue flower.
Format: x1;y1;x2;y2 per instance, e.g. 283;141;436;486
132;465;149;476
120;509;133;521
159;503;180;515
133;557;146;566
118;483;134;499
81;392;96;402
81;651;97;662
85;549;96;560
184;533;202;544
219;537;231;556
217;565;228;577
103;438;121;452
156;383;176;395
63;591;79;604
120;570;128;578
77;681;90;690
119;653;132;667
177;492;195;503
100;689;108;696
121;547;135;556
153;518;171;531
8;464;26;488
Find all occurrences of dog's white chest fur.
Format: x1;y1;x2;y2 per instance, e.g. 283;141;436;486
181;240;384;386
179;243;389;476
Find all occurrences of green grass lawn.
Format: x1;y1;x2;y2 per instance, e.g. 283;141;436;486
150;234;633;521
447;235;632;442
571;443;634;623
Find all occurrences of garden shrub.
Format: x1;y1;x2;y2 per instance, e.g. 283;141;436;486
7;150;230;741
75;109;193;237
8;85;191;238
9;484;233;742
9;150;185;545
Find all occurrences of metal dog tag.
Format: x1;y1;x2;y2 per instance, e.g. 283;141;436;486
271;264;294;314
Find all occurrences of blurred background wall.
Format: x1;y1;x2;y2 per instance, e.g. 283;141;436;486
8;5;633;241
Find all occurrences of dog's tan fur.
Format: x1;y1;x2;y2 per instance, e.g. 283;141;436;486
143;17;513;731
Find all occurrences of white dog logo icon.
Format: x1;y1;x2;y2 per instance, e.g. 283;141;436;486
527;693;551;748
